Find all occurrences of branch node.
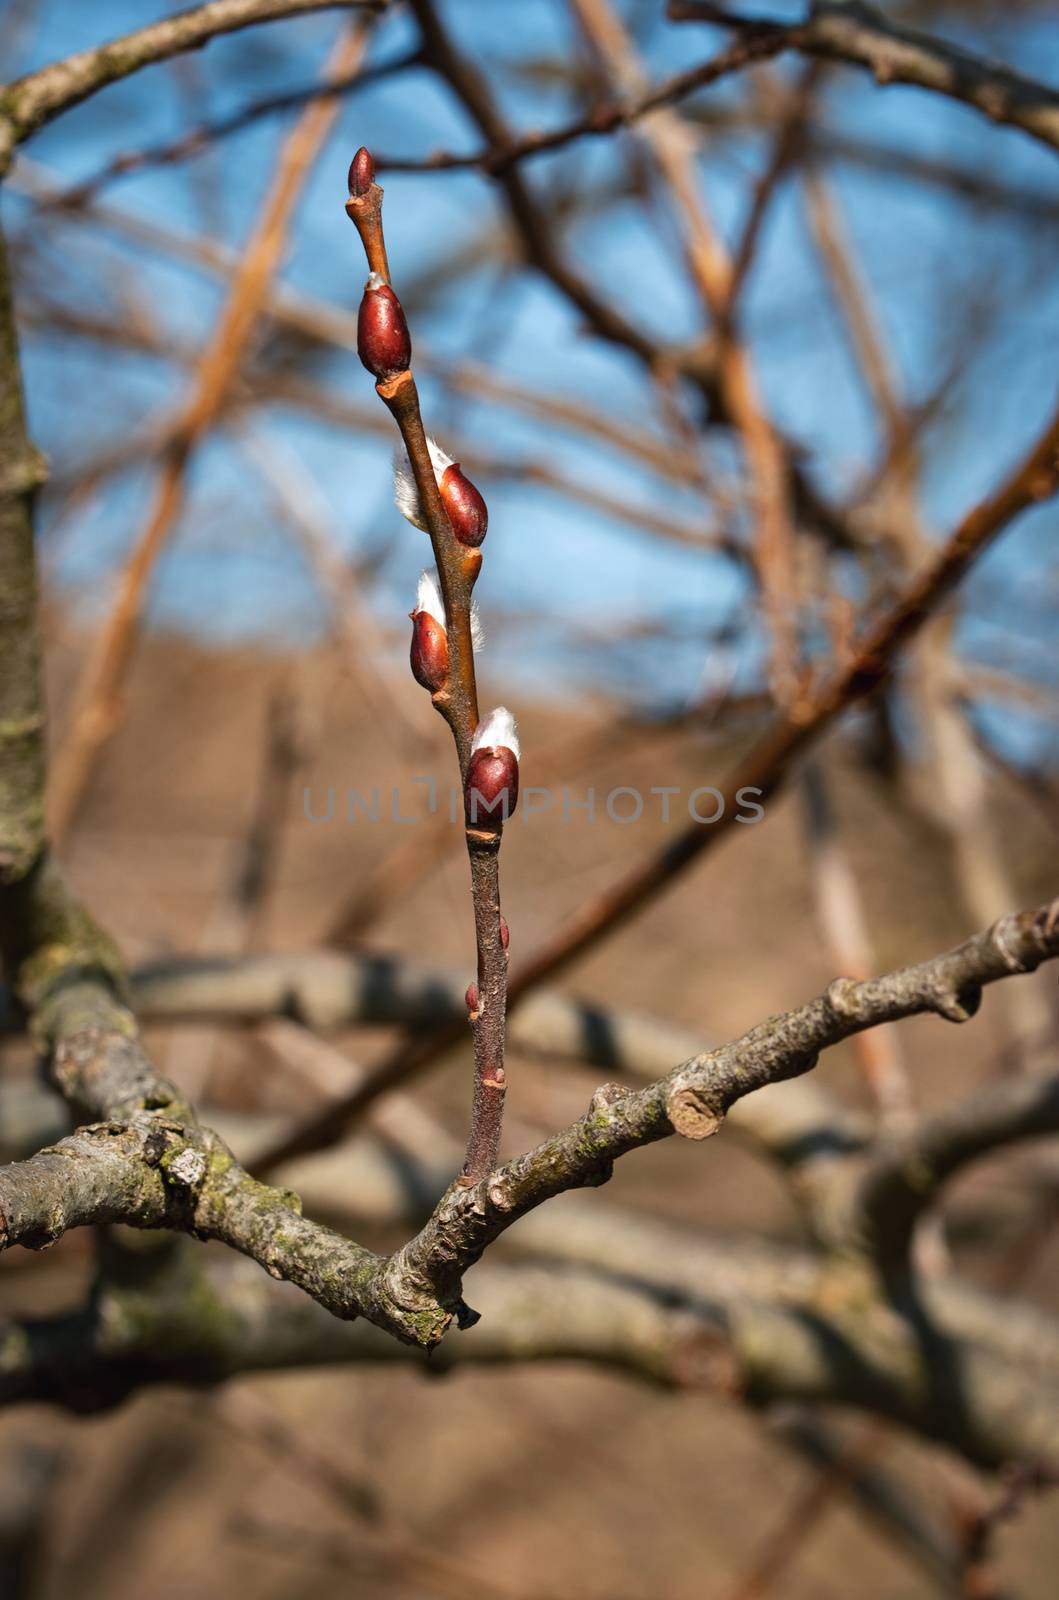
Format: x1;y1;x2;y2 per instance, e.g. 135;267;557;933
666;1084;725;1141
588;1082;630;1114
162;1145;208;1191
929;982;980;1024
825;975;862;1020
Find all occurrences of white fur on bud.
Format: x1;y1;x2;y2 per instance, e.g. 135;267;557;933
415;568;483;648
394;438;455;530
415;568;445;627
472;706;519;758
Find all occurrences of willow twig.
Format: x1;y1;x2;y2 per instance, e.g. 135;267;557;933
346;152;513;1183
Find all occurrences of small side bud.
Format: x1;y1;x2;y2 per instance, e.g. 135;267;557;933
409;569;449;691
410;614;448;692
465;707;520;829
358;273;410;379
439;462;488;547
465;982;479;1014
347;146;375;198
394;437;487;545
499;914;510;950
408;569;481;691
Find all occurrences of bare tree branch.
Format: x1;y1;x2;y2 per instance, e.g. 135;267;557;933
854;1065;1059;1270
374;899;1059;1337
670;1;1059;158
0;0;388;168
253;386;1059;1174
4;1248;1059;1469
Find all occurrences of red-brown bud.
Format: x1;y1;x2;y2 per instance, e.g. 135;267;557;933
347;146;374;198
499;914;510;950
357;273;410;378
439;462;488;547
465;708;520;829
410;611;448;691
465;982;479;1014
409;570;451;692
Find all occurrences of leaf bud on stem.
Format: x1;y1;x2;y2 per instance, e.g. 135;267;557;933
394;437;488;546
408;569;482;692
409;570;449;691
347;146;375;199
465;707;520;830
358;272;410;379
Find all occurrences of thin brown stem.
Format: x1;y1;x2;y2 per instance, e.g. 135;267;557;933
247;389;1059;1176
346;170;509;1182
723;61;822;321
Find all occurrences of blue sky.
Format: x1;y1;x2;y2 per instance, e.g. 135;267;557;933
5;0;1058;763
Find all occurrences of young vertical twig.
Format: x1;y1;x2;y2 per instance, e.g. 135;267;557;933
347;151;515;1183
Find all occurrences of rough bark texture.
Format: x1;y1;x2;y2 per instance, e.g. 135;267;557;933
2;0;1059;1486
0;230;46;885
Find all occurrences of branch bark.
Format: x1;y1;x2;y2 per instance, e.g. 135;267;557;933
0;229;46;885
670;1;1059;158
360;898;1059;1342
4;1249;1059;1470
0;0;387;169
854;1064;1059;1271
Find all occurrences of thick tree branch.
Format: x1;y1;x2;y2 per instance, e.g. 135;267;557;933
0;0;387;170
670;2;1059;158
0;228;45;884
0;192;458;1347
3;898;1056;1351
4;1249;1059;1469
119;944;869;1185
853;1064;1059;1270
367;898;1059;1339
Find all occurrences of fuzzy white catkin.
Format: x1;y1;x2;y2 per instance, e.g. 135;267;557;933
472;706;519;757
394;437;454;531
415;568;483;649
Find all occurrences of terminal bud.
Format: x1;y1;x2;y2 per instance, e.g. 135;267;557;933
347;146;375;199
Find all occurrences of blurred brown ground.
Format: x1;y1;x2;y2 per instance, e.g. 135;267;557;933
1;627;1057;1599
